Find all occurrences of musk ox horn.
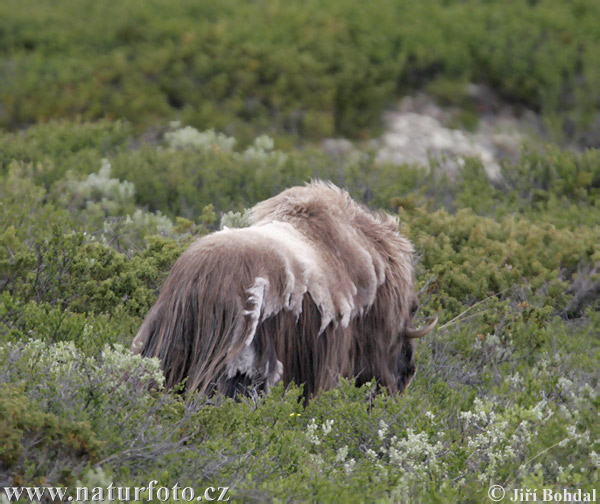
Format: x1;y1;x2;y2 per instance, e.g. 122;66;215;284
406;317;438;339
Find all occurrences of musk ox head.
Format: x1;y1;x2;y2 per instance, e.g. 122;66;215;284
133;182;437;400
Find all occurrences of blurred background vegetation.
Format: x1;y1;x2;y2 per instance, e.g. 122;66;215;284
0;1;598;502
1;0;599;145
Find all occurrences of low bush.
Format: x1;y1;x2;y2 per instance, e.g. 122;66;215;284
0;122;598;501
1;0;599;143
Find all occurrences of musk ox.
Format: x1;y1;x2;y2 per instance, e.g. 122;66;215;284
132;182;437;399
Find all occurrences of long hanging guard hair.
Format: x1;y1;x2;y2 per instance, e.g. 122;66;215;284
133;182;437;399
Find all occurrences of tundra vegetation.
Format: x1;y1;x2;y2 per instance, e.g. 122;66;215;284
2;0;600;145
1;1;599;502
1;122;598;501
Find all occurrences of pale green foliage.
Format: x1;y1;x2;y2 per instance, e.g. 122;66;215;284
0;122;598;500
219;208;253;229
124;209;174;236
1;340;164;402
68;159;135;215
165;125;287;166
243;134;288;166
66;159;182;252
165;124;236;152
97;208;175;254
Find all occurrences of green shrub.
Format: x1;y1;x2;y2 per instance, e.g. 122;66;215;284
405;205;599;318
0;121;598;500
1;0;599;142
0;384;100;486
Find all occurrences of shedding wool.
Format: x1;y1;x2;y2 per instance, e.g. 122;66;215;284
132;182;436;399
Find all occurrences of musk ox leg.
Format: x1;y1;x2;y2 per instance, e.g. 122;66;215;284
220;347;283;398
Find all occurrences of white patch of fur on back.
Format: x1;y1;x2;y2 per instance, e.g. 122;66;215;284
221;218;397;334
249;182;413;330
249;221;345;331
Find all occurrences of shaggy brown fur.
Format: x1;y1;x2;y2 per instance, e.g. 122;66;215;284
133;182;436;399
